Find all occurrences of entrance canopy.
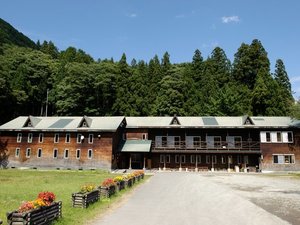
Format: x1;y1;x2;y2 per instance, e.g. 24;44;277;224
120;140;152;153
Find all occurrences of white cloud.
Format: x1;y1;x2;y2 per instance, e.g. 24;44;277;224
126;13;137;18
175;14;185;19
290;76;300;82
201;41;219;49
221;16;240;24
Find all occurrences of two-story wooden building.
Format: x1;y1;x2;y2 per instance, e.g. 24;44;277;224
0;115;299;171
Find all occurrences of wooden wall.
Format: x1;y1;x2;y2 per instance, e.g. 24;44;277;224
0;131;114;170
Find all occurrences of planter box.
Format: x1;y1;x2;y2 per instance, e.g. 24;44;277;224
124;179;133;188
116;181;125;192
72;189;100;208
7;201;62;225
141;174;144;179
99;185;116;198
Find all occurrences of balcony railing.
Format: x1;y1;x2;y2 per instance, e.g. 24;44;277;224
152;141;260;152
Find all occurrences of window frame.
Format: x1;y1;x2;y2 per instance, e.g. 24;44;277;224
142;133;148;140
206;155;211;164
37;148;42;158
15;148;20;158
26;148;31;158
273;154;295;164
38;133;44;143
88;149;93;159
76;149;81;159
17;133;22;143
64;149;69;159
180;155;186;164
65;133;70;143
77;134;82;143
53;148;58;159
175;155;180;164
88;134;94;144
28;133;33;143
54;133;59;143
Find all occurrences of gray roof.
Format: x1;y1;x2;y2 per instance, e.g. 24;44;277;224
120;140;152;152
125;116;299;128
0;116;125;132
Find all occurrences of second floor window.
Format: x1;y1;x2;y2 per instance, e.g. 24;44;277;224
39;133;44;143
65;134;70;143
88;134;93;144
54;134;59;143
28;133;33;143
17;133;22;143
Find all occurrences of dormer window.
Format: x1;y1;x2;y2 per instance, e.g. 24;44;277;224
78;116;92;128
243;116;254;125
170;116;181;125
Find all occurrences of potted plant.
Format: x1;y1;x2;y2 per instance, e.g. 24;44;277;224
7;191;62;225
113;176;125;191
72;184;99;208
123;174;133;188
99;178;116;198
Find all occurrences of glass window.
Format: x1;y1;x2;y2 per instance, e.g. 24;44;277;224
212;155;217;164
76;149;81;159
273;155;278;163
37;148;42;158
196;155;201;163
39;133;44;143
162;136;167;147
193;137;201;147
88;149;93;159
180;155;186;164
54;134;59;143
53;149;58;158
276;132;282;142
221;155;226;164
142;134;148;140
273;154;295;164
190;155;195;163
88;134;93;144
214;137;221;148
64;149;69;159
288;132;293;143
28;133;33;143
206;155;210;164
26;148;31;158
160;155;165;163
175;155;180;163
175;137;180;147
17;133;22;143
65;134;70;143
234;137;242;148
15;148;20;157
166;155;170;163
266;132;271;142
77;134;82;143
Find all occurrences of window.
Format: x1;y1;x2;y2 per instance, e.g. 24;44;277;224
193;137;201;147
166;155;170;163
266;132;271;142
206;155;210;164
221;155;226;164
196;155;201;163
234;137;242;148
26;148;31;158
212;155;217;164
175;155;180;164
180;155;186;164
228;155;233;164
15;148;20;157
88;134;93;144
191;155;195;163
273;154;295;164
214;137;221;148
37;148;42;158
28;133;33;143
39;133;44;143
162;136;167;147
76;149;81;159
53;148;58;159
142;133;148;140
174;137;180;147
160;155;165;163
65;133;70;143
54;134;59;143
237;155;242;164
244;156;249;164
64;149;69;159
288;132;293;143
276;132;282;142
77;134;82;143
88;149;93;159
17;133;22;143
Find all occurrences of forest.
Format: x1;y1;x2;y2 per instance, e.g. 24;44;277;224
0;18;299;124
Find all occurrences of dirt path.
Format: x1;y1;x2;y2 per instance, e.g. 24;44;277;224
91;172;300;225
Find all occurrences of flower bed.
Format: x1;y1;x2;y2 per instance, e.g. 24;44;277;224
113;176;125;192
7;192;61;225
72;184;99;208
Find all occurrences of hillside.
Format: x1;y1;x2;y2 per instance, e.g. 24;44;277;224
0;18;36;48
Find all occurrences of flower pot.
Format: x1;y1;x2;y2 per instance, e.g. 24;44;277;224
7;201;62;225
115;181;125;192
124;179;133;188
72;189;100;208
99;185;116;198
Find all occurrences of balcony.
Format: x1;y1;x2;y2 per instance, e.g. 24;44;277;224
151;140;261;153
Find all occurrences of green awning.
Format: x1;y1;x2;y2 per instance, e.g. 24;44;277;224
120;140;152;152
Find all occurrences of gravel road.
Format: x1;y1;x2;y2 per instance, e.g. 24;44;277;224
92;172;300;225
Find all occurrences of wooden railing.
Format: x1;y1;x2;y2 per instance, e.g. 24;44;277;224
152;141;260;152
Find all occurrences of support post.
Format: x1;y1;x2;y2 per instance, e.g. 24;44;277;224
195;155;198;172
129;154;132;170
143;156;146;170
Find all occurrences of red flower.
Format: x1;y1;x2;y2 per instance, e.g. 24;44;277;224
37;192;55;206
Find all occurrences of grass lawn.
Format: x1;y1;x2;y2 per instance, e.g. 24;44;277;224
0;169;149;225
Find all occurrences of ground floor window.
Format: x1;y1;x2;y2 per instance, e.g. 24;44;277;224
221;155;226;164
76;149;81;159
206;155;210;164
26;148;31;158
53;148;58;159
37;148;42;158
180;155;186;164
175;155;180;164
88;149;93;159
273;154;295;164
197;155;201;163
15;148;20;157
190;155;195;163
212;155;217;164
64;149;69;159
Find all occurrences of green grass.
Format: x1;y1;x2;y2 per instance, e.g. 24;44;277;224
0;169;149;225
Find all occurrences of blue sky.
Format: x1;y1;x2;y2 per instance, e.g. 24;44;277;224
1;0;300;98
